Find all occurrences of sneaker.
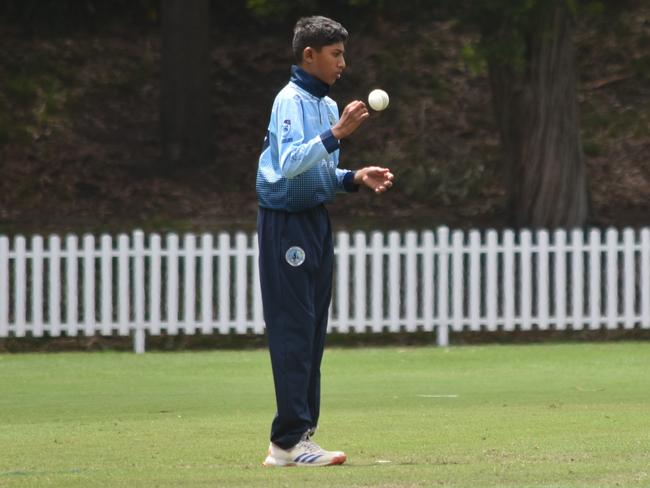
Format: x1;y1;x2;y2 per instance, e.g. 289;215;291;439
262;434;347;467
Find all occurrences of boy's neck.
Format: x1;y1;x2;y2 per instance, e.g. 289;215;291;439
291;65;330;98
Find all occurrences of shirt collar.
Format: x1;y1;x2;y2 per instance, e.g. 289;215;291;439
290;65;330;99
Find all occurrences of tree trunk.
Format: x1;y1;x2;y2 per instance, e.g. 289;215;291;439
161;0;212;168
488;3;589;229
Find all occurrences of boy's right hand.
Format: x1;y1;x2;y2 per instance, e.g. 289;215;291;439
331;101;369;140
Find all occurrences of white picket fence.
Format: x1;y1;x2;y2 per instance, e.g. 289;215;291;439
1;227;649;353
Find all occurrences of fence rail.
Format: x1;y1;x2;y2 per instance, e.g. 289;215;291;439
1;227;649;352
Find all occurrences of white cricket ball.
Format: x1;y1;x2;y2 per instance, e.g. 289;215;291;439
368;89;389;111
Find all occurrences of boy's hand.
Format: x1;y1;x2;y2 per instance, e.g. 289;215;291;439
331;101;369;140
354;166;394;194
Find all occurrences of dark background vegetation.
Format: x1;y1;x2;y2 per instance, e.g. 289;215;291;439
0;0;649;237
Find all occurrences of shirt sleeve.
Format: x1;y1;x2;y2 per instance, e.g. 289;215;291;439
336;169;360;193
275;96;340;179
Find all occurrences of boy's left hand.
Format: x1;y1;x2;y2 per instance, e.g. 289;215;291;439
354;166;394;194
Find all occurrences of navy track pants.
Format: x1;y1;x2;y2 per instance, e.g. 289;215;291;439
257;205;333;450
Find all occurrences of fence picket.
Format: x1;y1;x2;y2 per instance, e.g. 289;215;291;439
468;231;481;331
422;231;434;332
134;231;145;340
642;229;650;328
0;237;8;336
100;235;113;335
235;233;247;334
388;232;400;333
503;230;515;331
183;234;197;333
370;232;384;333
537;230;550;331
451;230;464;332
571;230;584;329
83;234;96;336
520;231;532;331
437;227;449;345
32;236;44;336
66;235;78;336
167;234;179;334
554;230;567;330
405;231;417;333
118;234;130;336
588;229;602;330
149;234;162;335
252;233;264;334
217;233;230;332
201;234;214;334
623;229;635;329
606;229;619;329
14;236;26;337
336;231;350;333
353;231;367;333
486;230;498;331
48;236;61;336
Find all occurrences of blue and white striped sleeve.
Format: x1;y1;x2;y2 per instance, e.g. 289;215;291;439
275;96;340;179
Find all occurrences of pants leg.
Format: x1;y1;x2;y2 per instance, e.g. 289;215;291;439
257;206;331;450
306;213;333;431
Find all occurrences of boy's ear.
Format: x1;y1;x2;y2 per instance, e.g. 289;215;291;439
302;46;314;64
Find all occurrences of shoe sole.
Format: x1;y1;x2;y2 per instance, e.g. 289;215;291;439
263;453;346;467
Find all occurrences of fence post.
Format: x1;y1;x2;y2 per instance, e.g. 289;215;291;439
436;227;449;347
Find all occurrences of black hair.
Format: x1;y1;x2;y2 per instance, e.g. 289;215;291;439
292;16;348;63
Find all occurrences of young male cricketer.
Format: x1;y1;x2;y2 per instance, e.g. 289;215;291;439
256;16;394;467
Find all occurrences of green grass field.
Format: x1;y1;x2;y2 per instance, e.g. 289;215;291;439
1;342;649;487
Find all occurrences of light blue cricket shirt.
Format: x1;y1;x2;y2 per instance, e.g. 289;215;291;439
256;65;358;212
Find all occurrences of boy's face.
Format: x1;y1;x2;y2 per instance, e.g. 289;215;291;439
301;42;346;86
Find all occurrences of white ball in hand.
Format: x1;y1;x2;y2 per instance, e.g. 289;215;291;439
368;89;389;111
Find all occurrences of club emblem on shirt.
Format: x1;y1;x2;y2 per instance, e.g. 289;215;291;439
285;246;305;267
282;119;291;135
